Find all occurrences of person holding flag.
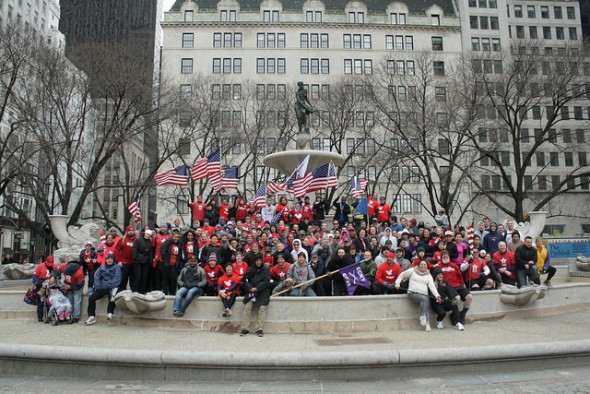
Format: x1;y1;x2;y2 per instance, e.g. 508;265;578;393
332;196;351;227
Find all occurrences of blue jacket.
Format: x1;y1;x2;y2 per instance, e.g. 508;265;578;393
93;262;122;290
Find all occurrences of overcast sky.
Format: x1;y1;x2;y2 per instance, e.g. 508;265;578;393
163;0;175;12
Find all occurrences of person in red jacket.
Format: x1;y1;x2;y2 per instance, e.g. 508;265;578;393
372;251;403;294
235;197;248;223
33;256;56;321
203;253;225;296
114;226;137;291
189;195;207;227
231;251;249;280
218;263;241;318
440;250;472;331
219;199;230;222
462;249;494;290
301;196;313;222
79;241;99;294
58;261;85;323
367;194;379;219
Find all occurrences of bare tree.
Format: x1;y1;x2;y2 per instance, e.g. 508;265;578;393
464;44;590;222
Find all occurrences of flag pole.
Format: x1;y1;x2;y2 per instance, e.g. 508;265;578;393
272;269;340;297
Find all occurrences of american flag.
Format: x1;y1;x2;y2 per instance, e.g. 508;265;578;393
251;184;267;209
191;150;221;182
221;167;239;190
351;176;368;199
307;163;338;193
127;194;142;223
285;155;310;195
293;173;313;198
99;229;106;244
267;180;287;196
190;157;208;181
154;165;190;186
271;207;285;225
207;151;222;191
467;222;475;252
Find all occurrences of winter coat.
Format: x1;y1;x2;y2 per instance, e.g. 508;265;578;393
177;263;207;289
94;262;122;291
132;237;154;265
241;263;271;306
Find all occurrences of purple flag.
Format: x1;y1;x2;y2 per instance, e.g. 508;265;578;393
340;262;371;296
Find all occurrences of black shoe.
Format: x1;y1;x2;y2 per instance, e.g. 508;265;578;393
256;330;264;337
240;330;249;336
72;318;79;324
38;318;43;322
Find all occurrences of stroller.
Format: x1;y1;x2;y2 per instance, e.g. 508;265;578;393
39;272;73;326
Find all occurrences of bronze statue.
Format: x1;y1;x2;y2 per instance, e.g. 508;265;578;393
294;81;315;133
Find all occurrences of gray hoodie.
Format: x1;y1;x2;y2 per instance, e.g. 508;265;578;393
177;263;207;289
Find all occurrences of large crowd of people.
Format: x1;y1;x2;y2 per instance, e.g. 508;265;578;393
31;194;556;335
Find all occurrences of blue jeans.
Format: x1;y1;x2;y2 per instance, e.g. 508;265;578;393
289;287;317;297
64;288;83;319
173;287;202;314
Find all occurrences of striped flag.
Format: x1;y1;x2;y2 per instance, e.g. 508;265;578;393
293;173;313;198
207;151;222;191
99;229;106;244
190;157;208;181
271;207;285;225
351;176;368;199
251;184;267;209
155;165;190;186
127;194;142;223
467;222;475;252
285;155;310;195
307;163;338;193
221;167;239;190
267;180;287;196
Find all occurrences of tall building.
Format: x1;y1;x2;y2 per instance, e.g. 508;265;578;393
159;0;588;234
59;0;164;227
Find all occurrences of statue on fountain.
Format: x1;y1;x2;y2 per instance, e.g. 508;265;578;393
294;81;315;149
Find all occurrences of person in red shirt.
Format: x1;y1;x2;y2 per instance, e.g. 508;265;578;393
181;230;198;266
219;199;230;222
234;197;248;222
376;197;391;224
492;241;516;285
159;231;182;295
275;196;291;223
231;251;249;280
462;249;494;290
99;235;117;265
440;250;472;331
218;263;241;318
114;226;137;291
189;195;207;227
203;253;225;296
201;219;215;237
301;196;313;222
270;254;291;291
367;194;379;219
373;251;403;294
291;202;302;226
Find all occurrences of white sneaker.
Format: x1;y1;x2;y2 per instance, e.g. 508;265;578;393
425;323;432;332
85;316;96;326
436;321;444;329
456;322;465;331
107;313;113;320
419;315;426;327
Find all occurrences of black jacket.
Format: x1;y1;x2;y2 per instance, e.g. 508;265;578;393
241;263;271;306
514;245;537;270
132;237;154;265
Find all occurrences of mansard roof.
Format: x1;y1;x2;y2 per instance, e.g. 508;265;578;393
170;0;456;16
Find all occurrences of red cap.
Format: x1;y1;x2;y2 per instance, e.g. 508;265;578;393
388;251;396;259
45;256;55;267
127;226;135;232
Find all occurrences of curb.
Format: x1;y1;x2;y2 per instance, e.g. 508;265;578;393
1;339;590;382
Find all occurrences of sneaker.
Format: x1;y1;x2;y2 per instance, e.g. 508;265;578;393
256;330;264;337
222;309;228;318
436;321;444;329
107;313;113;320
544;280;553;288
425;323;431;332
172;311;180;317
85;316;96;326
227;308;232;316
72;318;79;324
456;322;465;331
419;315;426;327
240;330;249;336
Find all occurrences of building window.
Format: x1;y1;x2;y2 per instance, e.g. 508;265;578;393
180;84;192;100
182;33;194;48
432;36;443;51
569;28;578;40
433;61;445;76
263;10;279;22
220;10;237;22
257;58;265;73
431;14;440;25
348;11;365;24
181;58;193;74
554;6;562;19
543;27;551;39
344;59;352;74
321;59;329;74
390;13;406;24
300;58;309;74
567;6;575;19
435;86;446;101
184;10;194;22
514;5;522;18
306;10;322;22
527;5;536;18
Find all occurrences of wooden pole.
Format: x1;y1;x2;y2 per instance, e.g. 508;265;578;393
272;269;340;297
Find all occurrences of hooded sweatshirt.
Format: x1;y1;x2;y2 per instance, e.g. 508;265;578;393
395;267;440;297
177;263;207;289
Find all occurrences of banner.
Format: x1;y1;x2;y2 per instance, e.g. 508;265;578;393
340;262;371;296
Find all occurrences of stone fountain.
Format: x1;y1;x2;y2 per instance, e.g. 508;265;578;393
49;215;100;263
263;81;344;176
512;211;548;240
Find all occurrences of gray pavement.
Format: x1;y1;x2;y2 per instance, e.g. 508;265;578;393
0;307;588;353
2;364;590;393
